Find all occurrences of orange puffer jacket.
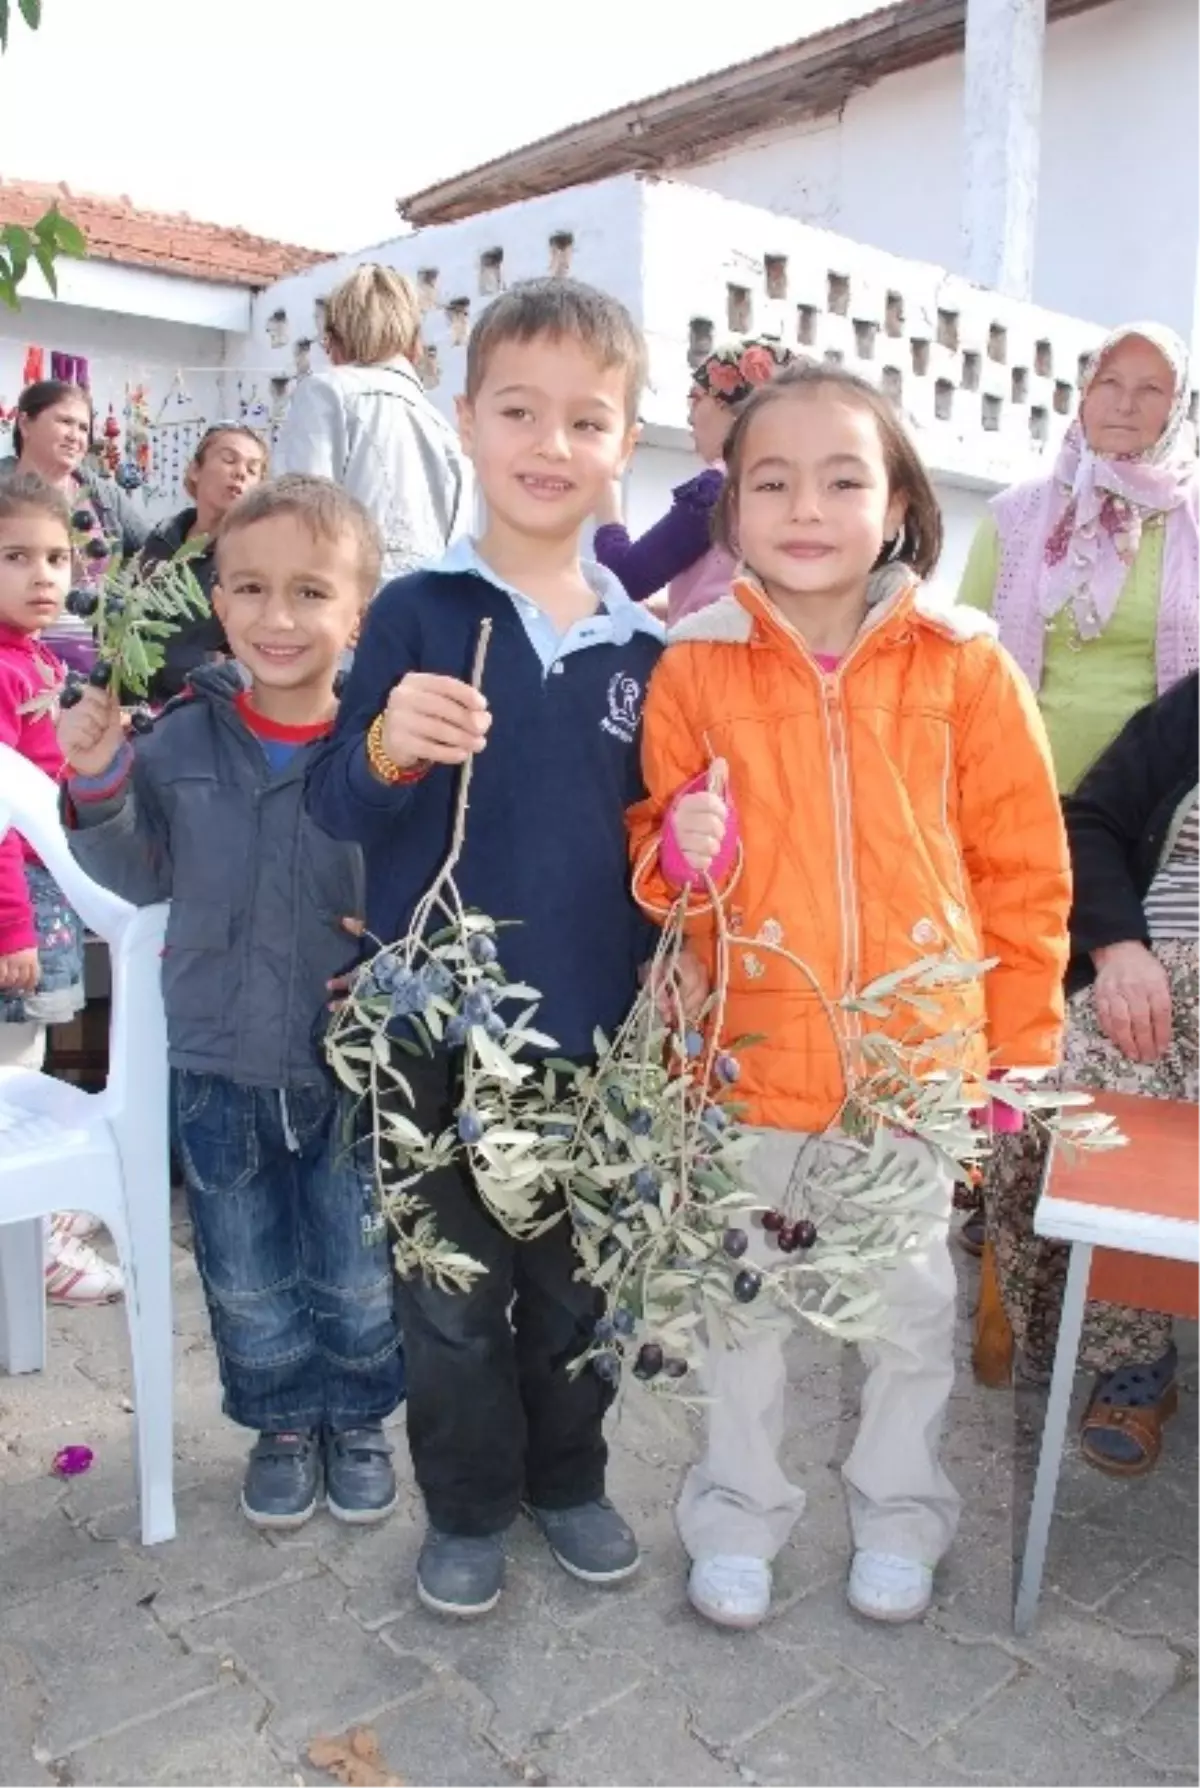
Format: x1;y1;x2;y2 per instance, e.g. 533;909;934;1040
628;571;1071;1134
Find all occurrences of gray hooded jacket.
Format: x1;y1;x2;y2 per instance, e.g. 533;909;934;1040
274;360;473;583
66;664;364;1087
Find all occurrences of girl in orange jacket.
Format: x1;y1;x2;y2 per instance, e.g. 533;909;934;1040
628;364;1070;1630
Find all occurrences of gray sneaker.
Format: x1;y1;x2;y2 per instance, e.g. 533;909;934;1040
416;1528;506;1617
527;1497;641;1583
325;1426;398;1525
241;1430;321;1530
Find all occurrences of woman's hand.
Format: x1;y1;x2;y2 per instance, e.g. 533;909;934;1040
0;948;39;995
1091;940;1173;1063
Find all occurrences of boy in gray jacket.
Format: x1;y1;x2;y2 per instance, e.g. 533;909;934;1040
57;475;404;1530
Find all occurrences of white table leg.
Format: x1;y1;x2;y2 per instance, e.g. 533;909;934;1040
1014;1239;1092;1634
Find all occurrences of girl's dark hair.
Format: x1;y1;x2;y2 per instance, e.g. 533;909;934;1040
12;380;93;458
0;469;73;532
713;362;943;578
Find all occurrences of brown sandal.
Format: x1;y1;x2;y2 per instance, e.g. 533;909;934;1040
972;1239;1014;1388
1080;1349;1179;1478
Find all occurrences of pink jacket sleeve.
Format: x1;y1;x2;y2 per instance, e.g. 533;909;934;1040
0;660;36;954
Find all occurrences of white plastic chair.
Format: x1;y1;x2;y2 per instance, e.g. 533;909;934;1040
0;742;175;1544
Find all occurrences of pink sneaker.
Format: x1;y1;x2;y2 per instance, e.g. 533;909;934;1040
45;1229;124;1305
55;1211;103;1242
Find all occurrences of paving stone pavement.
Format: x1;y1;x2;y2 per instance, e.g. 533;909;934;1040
0;1203;1196;1788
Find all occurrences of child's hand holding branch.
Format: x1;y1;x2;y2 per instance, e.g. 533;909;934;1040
671;758;730;874
381;673;491;770
58;686;125;780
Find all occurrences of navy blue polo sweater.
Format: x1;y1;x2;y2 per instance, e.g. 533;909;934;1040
305;567;664;1058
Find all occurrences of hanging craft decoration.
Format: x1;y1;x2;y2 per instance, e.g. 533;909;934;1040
118;382;152;493
236;376;270;428
325;621;1125;1390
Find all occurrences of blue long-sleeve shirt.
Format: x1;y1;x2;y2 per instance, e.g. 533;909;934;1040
305;554;664;1059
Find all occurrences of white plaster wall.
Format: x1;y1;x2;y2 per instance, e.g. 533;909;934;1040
239;182;648;432
0;295;236;518
244;172;1115;504
680;0;1199;341
934;480;990;601
636;177;1108;484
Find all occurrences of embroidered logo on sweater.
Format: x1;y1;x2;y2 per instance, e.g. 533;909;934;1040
602;672;643;744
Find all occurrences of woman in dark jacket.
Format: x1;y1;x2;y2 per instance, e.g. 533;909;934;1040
138;423;267;702
983;672;1197;1474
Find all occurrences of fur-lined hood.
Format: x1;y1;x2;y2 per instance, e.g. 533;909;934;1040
668;563;998;651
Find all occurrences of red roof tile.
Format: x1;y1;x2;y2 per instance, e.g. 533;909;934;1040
0;178;331;289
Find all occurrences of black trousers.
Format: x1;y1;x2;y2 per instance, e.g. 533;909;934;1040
390;1054;613;1535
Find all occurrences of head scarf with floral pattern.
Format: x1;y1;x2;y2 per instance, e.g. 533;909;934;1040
692;337;796;409
1041;322;1196;639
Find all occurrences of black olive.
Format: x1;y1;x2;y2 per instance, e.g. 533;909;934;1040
733;1269;763;1304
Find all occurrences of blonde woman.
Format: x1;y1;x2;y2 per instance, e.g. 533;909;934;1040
139;423;268;701
276;264;472;584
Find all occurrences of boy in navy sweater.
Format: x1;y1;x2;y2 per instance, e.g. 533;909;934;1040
307;279;664;1616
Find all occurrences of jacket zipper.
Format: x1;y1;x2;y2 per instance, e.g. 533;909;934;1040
818;674;861;1024
939;724;970;912
751;583;916;1058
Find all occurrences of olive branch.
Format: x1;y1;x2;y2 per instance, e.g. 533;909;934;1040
58;533;210;710
325;634;1124;1390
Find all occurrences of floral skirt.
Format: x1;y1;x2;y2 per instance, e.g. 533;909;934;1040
0;863;85;1027
984;937;1197;1377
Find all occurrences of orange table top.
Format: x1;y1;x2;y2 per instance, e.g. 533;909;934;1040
1048;1092;1198;1225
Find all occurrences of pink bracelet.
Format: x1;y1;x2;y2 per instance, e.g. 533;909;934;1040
661;770;739;890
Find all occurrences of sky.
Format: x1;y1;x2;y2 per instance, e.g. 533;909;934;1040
0;0;870;251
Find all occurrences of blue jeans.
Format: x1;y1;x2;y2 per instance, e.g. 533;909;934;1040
173;1069;404;1433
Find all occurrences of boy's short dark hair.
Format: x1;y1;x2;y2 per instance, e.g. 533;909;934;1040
0;469;72;533
465;278;647;422
216;474;383;600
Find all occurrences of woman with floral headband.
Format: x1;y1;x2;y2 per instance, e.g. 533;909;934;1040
593;337;794;624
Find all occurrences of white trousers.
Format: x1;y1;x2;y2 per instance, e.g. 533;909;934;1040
676;1128;961;1567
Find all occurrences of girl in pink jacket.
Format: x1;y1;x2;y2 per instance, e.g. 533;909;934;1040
0;471;122;1304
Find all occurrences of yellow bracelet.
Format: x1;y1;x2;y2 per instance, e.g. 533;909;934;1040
366;713;429;786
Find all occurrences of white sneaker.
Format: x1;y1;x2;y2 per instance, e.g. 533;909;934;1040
847;1550;933;1623
45;1231;124;1305
56;1211;103;1242
688;1554;772;1629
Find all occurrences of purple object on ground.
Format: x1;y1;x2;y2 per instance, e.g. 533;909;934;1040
52;1444;94;1478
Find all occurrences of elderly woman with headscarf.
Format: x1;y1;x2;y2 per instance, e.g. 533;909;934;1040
958;322;1199;1474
